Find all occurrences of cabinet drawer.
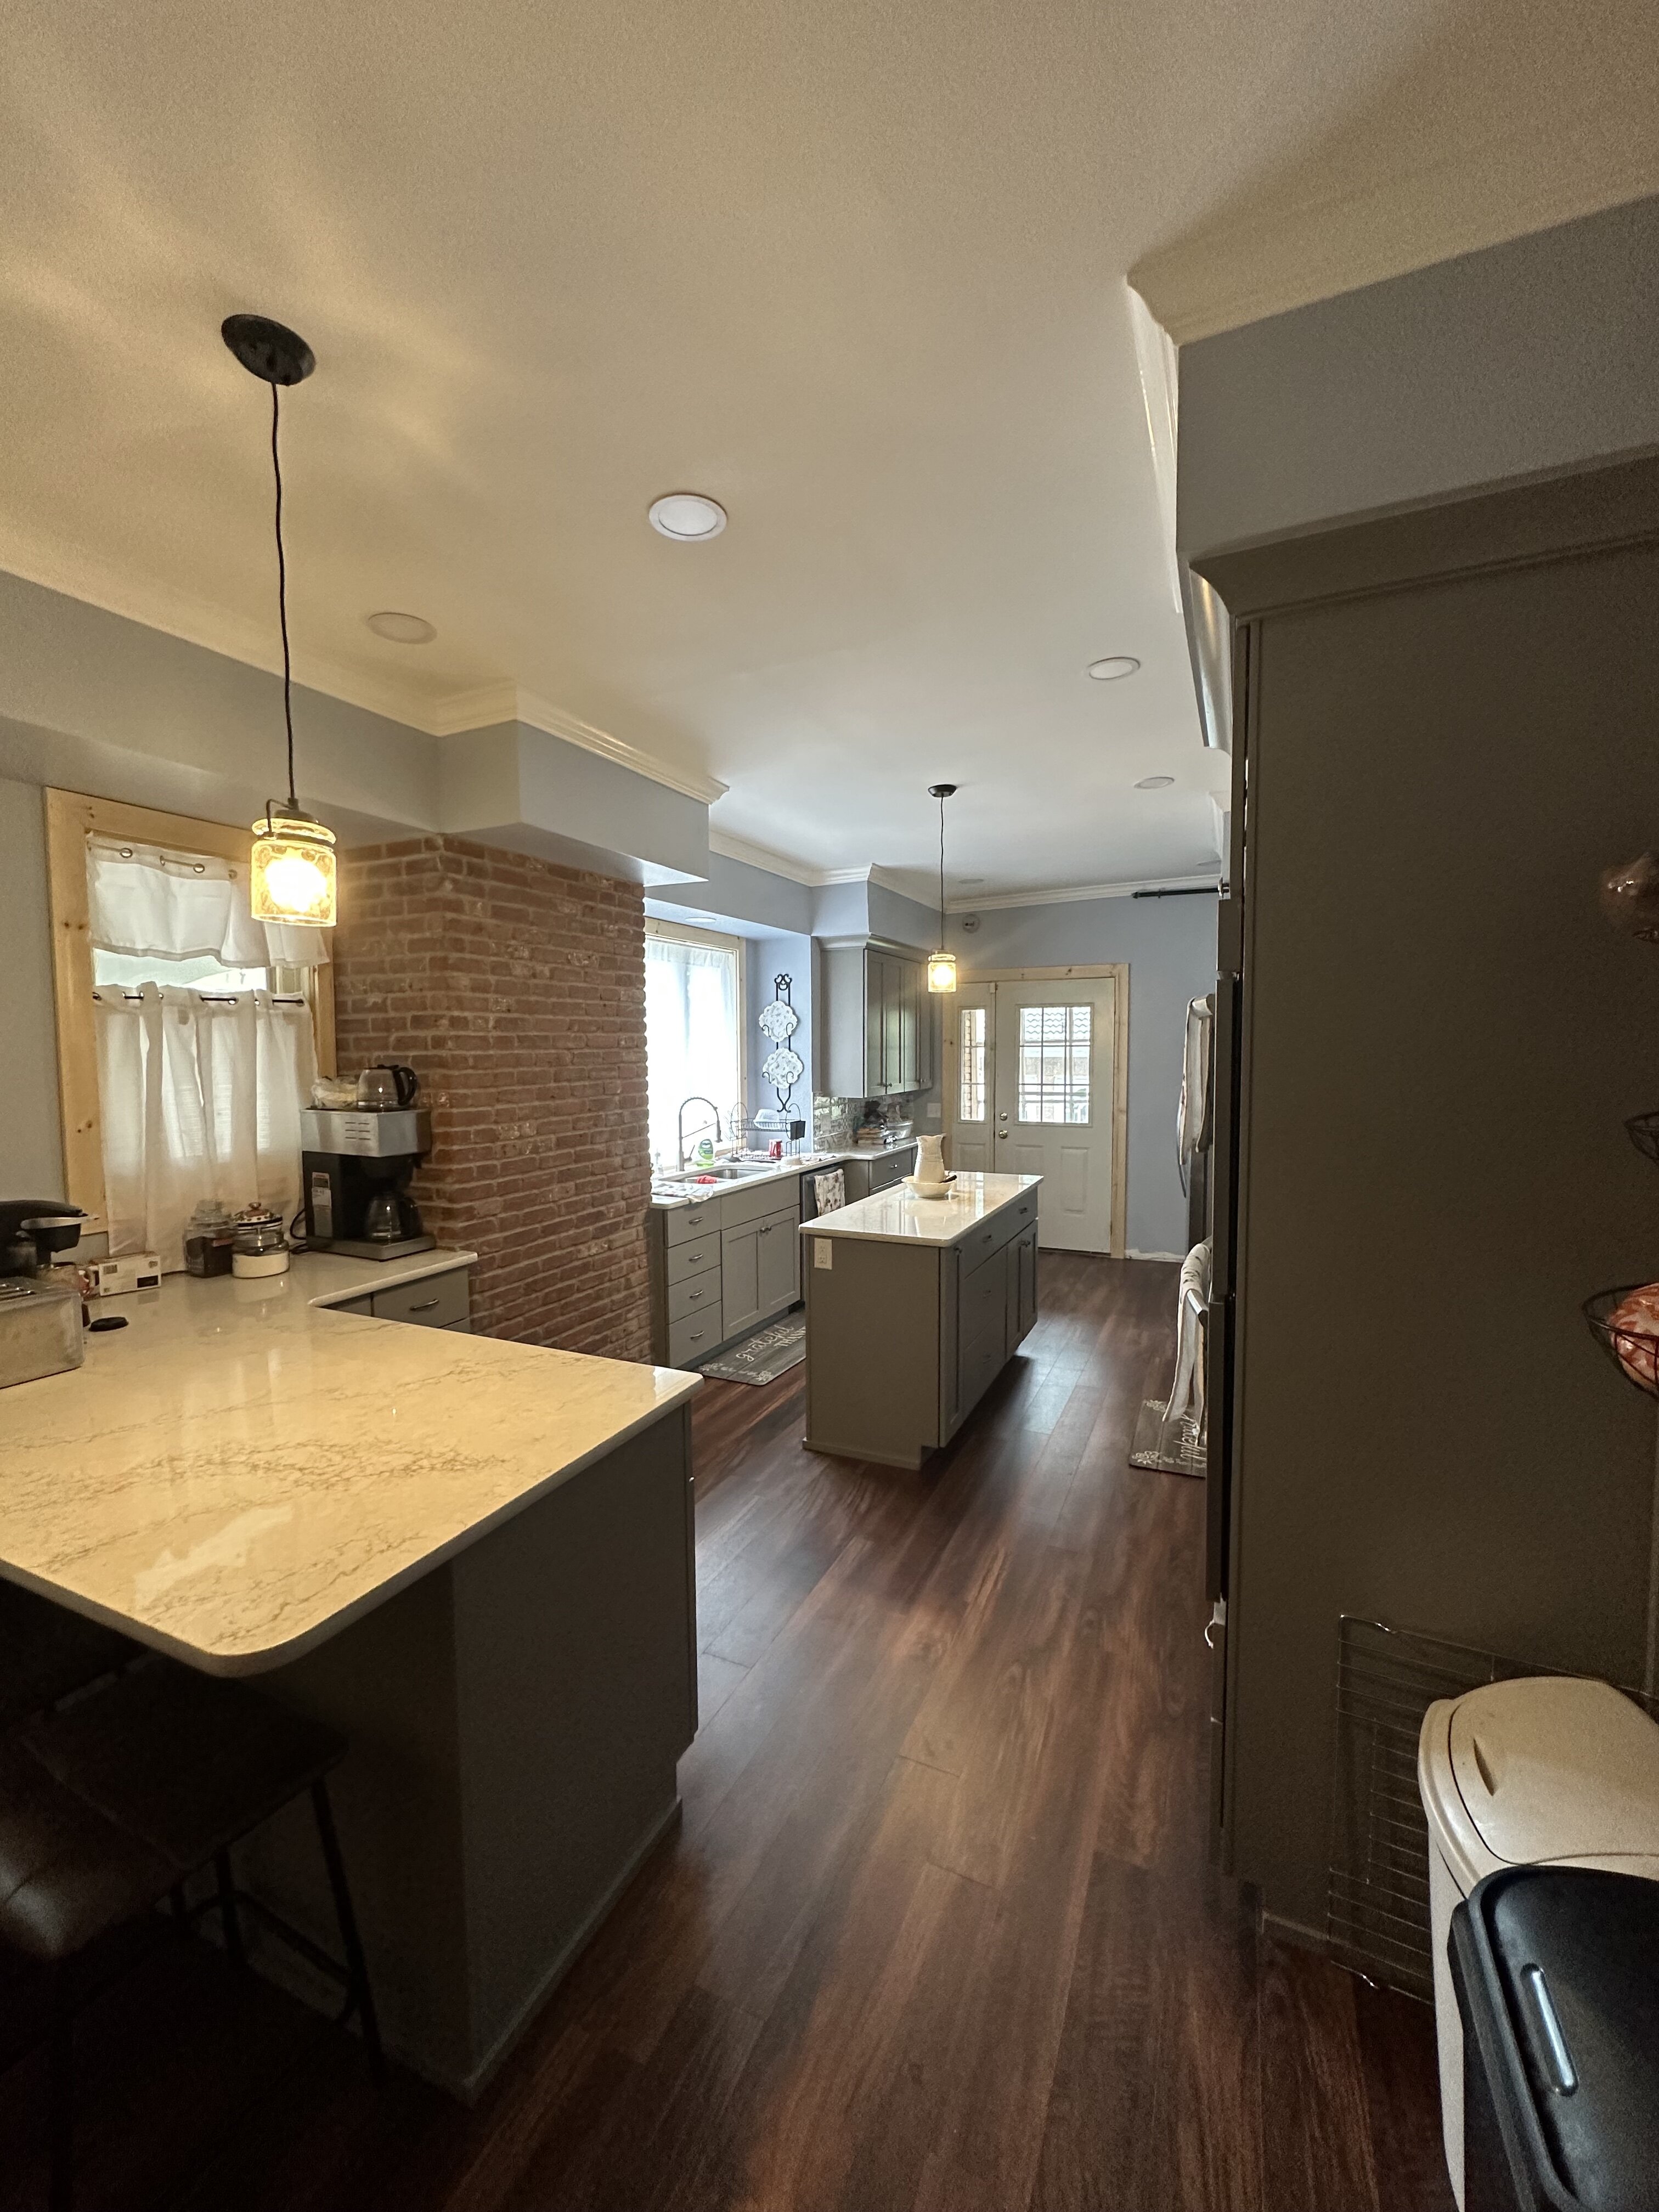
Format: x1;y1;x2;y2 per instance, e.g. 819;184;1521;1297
720;1176;802;1231
664;1198;722;1246
867;1144;915;1193
331;1294;374;1317
371;1269;471;1329
668;1265;723;1324
667;1234;722;1285
959;1190;1037;1271
668;1311;719;1368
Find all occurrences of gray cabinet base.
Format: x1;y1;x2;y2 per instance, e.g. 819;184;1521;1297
802;1222;1039;1469
237;1408;696;2100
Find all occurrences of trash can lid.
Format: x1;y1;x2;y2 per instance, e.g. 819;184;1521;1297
1448;1679;1659;1869
1458;1867;1659;2211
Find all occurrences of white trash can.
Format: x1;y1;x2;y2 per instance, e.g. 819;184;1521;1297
1417;1674;1659;2208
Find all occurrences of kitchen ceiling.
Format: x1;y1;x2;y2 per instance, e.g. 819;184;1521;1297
2;1;1654;901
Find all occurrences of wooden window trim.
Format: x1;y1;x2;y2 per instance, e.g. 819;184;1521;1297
643;916;749;1134
43;787;337;1234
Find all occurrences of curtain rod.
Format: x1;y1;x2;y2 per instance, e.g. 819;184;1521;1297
1130;885;1222;900
98;990;307;1006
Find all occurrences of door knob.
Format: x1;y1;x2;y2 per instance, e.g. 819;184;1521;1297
996;1130;1008;1139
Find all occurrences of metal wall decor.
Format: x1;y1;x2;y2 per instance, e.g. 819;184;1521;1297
759;975;804;1111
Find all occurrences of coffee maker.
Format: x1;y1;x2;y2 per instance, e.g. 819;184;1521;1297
300;1108;435;1260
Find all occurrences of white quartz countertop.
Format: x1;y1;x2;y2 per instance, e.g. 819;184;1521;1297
802;1171;1041;1246
0;1248;701;1677
650;1141;917;1211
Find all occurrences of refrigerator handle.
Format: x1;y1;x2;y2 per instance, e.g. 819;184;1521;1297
1205;1291;1233;1604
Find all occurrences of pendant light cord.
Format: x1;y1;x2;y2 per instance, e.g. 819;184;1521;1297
938;789;946;945
270;382;297;810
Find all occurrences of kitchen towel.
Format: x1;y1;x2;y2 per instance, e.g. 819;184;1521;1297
812;1169;845;1214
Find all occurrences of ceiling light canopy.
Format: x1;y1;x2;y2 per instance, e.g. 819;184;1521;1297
1087;656;1140;681
1135;774;1175;789
648;492;727;541
365;610;436;645
223;313;336;928
928;782;958;994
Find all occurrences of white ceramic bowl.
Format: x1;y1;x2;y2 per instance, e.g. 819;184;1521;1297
902;1174;954;1200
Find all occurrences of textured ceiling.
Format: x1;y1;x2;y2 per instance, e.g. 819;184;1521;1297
2;0;1654;898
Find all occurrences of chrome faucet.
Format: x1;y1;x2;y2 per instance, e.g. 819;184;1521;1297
676;1096;723;1171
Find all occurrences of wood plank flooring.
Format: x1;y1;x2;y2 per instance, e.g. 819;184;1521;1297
0;1256;1454;2211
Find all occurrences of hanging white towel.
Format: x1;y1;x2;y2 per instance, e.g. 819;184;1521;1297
1177;996;1212;1167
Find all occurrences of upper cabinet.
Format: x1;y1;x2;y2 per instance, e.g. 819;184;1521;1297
821;942;932;1098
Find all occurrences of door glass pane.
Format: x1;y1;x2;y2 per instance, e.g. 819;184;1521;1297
1017;1004;1091;1124
958;1005;988;1121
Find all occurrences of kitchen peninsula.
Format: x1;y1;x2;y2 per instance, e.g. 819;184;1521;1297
0;1250;701;2096
801;1172;1041;1468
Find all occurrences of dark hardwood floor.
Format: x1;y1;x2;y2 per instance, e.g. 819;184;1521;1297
0;1256;1453;2210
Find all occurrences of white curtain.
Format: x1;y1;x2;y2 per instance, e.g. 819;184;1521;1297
95;985;316;1269
87;840;330;967
646;935;740;1168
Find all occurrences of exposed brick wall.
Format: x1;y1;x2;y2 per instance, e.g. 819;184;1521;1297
331;837;651;1359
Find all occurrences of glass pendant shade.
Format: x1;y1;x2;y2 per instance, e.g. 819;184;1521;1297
250;807;337;926
927;949;958;994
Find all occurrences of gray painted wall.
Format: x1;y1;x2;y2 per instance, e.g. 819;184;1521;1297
945;893;1218;1256
743;934;815;1131
0;776;65;1197
1177;193;1659;558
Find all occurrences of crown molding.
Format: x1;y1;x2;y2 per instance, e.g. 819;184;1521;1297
435;684;727;805
949;871;1220;913
0;532;730;807
706;832;878;889
0;528;438;732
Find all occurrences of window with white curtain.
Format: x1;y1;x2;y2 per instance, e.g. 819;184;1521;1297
87;838;325;1268
645;924;743;1171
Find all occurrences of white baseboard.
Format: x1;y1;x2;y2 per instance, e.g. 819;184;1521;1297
1127;1248;1185;1262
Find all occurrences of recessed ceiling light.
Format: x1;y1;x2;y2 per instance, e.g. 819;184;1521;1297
648;492;727;541
1087;656;1140;680
1135;774;1175;789
365;611;436;645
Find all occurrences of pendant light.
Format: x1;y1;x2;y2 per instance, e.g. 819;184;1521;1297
223;313;338;928
927;782;958;993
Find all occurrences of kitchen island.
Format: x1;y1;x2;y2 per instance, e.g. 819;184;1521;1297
0;1250;701;2096
800;1172;1041;1468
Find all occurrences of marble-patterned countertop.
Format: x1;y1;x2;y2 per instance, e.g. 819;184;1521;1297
650;1141;918;1212
800;1171;1041;1246
0;1250;700;1677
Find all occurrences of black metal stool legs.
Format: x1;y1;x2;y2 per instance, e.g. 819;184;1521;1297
49;1965;74;2212
309;1779;383;2081
214;1849;246;1970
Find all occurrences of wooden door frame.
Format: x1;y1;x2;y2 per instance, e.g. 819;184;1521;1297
943;964;1130;1260
43;786;337;1234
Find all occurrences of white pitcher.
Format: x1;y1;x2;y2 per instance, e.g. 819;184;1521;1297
915;1132;948;1186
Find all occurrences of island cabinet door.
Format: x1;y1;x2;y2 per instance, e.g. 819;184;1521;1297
756;1211;799;1315
722;1221;764;1340
1016;1223;1039;1342
957;1242;1010;1417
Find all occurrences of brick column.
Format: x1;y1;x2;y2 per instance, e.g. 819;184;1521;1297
331;837;651;1359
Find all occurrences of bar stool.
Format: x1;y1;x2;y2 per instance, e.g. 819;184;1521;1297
0;1581;138;1731
0;1655;381;2210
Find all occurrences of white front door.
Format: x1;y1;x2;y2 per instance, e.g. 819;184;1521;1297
949;978;1115;1252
